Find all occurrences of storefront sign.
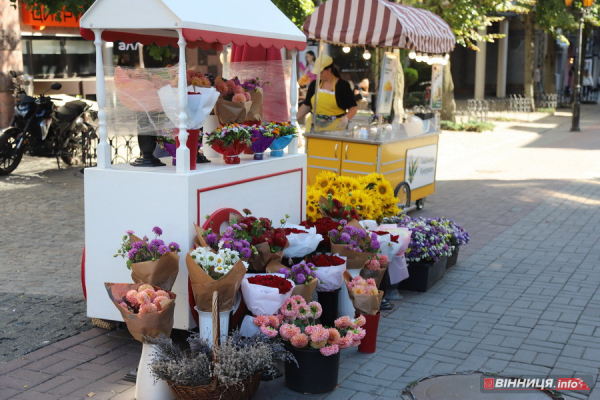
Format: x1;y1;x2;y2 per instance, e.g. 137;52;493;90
430;64;443;110
376;52;398;116
22;4;81;28
405;145;437;190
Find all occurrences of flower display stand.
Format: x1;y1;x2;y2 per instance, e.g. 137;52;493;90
357;312;380;354
446;247;459;269
317;288;340;327
284;343;340;393
398;258;446;292
136;343;174;400
338;268;361;317
84;155;306;330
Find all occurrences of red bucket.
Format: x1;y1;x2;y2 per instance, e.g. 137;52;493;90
357;312;380;353
174;129;200;170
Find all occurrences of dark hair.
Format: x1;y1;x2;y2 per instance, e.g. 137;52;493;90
306;50;316;61
324;62;341;78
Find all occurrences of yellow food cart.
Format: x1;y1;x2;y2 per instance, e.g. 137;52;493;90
302;0;455;211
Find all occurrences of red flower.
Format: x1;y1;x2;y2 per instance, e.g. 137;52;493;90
273;233;287;248
248;275;292;294
284;228;308;235
370;230;399;243
306;254;345;267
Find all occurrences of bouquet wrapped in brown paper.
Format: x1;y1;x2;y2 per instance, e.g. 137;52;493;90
114;227;181;291
343;272;384;316
329;219;382;270
105;283;176;342
359;254;390;288
186;246;247;312
214;97;252;125
230;210;290;272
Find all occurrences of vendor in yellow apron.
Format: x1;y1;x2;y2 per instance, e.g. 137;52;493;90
297;54;358;133
305;82;348;132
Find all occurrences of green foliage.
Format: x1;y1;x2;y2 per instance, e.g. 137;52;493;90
147;45;176;62
441;120;495;132
404;68;419;89
271;0;315;29
536;107;556;113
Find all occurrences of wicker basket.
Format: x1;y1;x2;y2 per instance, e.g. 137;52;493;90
167;374;261;400
166;292;262;400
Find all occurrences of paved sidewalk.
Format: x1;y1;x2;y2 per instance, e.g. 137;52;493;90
1;106;600;399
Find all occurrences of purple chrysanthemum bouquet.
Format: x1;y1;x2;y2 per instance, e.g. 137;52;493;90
249;125;277;160
395;216;453;263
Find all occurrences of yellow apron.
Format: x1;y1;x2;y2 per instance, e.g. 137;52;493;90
306;80;347;132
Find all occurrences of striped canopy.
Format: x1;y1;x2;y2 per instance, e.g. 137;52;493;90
303;0;455;54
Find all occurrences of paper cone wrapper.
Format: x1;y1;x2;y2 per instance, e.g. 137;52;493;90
247;88;263;122
113;67;162;112
130;251;180;291
343;272;383;316
291;278;318;304
186;254;246;312
248;242;287;272
105;283;176;342
193;223;212;248
241;275;295;315
315;255;347;292
360;266;388;288
331;244;376;270
215;97;252;125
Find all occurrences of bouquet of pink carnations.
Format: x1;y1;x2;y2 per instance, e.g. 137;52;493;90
254;296;366;356
343;273;384;315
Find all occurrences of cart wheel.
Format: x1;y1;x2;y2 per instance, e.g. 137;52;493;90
416;198;425;210
394;182;411;210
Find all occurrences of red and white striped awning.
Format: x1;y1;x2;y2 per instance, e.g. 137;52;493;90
303;0;455;54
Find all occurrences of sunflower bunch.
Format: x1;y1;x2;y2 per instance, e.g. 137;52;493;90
306;172;400;222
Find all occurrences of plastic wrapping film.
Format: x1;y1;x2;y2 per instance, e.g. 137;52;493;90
228;60;292;123
103;61;293;137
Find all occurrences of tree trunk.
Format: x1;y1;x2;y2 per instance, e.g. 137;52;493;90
544;33;556;93
524;12;535;110
441;60;456;122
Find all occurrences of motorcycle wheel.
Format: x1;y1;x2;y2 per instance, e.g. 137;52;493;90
60;129;84;166
0;128;25;175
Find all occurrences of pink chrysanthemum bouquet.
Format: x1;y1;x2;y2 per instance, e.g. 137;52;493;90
253;295;365;356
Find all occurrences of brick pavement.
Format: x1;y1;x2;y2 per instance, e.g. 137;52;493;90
1;106;600;399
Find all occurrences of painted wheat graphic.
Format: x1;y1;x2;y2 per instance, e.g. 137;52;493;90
408;156;419;184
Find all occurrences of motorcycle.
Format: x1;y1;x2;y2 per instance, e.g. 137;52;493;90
0;71;98;175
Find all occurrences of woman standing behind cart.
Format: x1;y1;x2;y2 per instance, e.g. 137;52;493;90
297;55;358;131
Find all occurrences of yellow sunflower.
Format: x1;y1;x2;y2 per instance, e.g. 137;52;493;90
306;186;321;203
314;171;337;191
306;201;320;221
375;180;394;197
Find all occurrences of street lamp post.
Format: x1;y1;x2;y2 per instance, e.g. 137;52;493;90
565;0;593;132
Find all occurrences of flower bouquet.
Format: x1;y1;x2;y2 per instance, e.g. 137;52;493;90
360;254;389;288
319;194;361;222
374;224;412;284
241;274;295;315
186;246;247;313
300;217;339;253
343;274;383;316
248;124;276;160
232;210;290;272
214;76;253;125
399;216;453;263
254;297;365;393
282;224;323;259
114;227;180;291
278;262;319;304
105;283;176;342
306;254;347;292
328;219;382;269
241;77;266;123
268;121;298;157
205;123;252;164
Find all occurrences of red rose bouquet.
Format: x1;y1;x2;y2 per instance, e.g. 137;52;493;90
205;123;252;164
231;209;290;272
282;224;323;258
319;194;361;222
306;254;347;292
300;217;338;252
241;273;295;315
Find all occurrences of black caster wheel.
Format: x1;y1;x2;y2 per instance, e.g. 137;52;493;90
416;198;425;210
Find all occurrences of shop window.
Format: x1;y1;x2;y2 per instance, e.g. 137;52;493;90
22;37;95;79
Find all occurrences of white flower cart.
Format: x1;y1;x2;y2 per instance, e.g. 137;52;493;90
79;0;307;329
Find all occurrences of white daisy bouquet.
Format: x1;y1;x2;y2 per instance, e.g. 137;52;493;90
186;244;248;312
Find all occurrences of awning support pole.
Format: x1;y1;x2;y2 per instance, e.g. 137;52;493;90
310;40;325;134
176;29;190;173
289;49;299;154
93;29;110;169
